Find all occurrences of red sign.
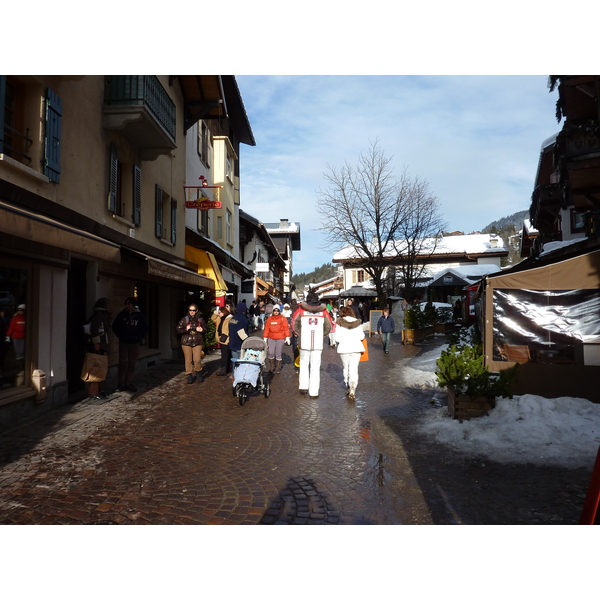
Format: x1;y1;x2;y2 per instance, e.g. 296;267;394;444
185;200;222;210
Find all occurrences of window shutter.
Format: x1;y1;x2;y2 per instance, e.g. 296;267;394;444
132;165;141;226
155;184;163;238
171;199;177;245
44;88;62;183
0;76;6;154
108;144;118;213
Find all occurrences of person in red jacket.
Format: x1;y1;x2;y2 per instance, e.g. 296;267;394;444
263;305;291;373
7;304;26;360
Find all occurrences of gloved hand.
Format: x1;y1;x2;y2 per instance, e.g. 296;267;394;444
285;337;290;345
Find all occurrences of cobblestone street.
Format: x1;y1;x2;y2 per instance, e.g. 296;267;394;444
0;333;592;525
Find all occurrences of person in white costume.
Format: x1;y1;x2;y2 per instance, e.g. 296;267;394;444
291;289;333;398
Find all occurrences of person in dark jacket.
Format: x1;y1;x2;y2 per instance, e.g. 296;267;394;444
176;304;206;383
228;302;249;361
376;308;395;354
112;297;149;392
346;299;362;321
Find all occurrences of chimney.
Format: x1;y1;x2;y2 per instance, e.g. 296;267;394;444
280;219;289;229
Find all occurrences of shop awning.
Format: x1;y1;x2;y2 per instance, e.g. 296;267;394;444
138;253;214;288
0;199;121;263
185;246;228;296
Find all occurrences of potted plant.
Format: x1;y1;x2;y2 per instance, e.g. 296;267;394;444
402;306;417;344
434;306;454;334
435;344;517;421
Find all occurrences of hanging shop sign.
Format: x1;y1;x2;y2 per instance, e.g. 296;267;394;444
185;198;222;210
184;180;223;210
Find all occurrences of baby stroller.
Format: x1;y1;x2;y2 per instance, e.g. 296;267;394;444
231;336;270;406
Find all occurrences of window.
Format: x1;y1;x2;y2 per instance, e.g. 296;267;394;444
197;202;209;236
198;121;212;167
109;144;141;225
357;270;365;283
226;209;232;245
225;154;233;181
155;184;176;243
217;216;223;240
1;76;36;168
571;209;587;234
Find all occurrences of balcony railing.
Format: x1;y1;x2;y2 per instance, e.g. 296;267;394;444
103;76;176;159
105;76;175;139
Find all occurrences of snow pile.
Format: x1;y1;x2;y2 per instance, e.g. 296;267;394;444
401;343;447;389
406;342;600;468
420;395;600;469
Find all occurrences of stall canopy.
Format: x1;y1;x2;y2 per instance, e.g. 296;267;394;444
185;246;228;297
483;247;600;402
340;285;377;298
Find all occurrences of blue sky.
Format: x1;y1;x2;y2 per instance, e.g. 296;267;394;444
236;75;561;275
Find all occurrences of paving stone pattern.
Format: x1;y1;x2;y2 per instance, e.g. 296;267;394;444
0;333;593;524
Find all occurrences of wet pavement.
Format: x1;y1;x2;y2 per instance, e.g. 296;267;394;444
0;333;592;525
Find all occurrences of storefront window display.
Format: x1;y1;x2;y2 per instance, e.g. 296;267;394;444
0;266;28;390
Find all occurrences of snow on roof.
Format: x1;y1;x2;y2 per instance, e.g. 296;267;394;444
430;264;502;282
540;238;585;256
264;220;300;234
523;219;539;235
334;233;505;261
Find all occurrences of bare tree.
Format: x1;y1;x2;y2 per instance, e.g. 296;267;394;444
317;140;445;305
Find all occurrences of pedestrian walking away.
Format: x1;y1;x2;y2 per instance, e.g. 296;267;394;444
228;302;250;363
176;304;206;384
84;297;111;400
376;308;395;354
335;306;365;400
292;289;333;398
263;305;291;374
111;297;149;392
211;306;233;376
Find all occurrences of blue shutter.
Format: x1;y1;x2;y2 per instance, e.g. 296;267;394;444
108;144;118;213
44;88;62;183
0;76;6;154
171;199;177;245
155;184;163;238
132;165;141;226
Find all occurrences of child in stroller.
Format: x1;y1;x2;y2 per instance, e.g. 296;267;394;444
231;337;270;406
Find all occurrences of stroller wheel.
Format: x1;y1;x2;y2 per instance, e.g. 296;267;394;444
238;390;247;406
264;383;270;398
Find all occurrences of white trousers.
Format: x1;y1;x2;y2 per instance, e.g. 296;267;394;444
340;352;361;389
299;348;322;396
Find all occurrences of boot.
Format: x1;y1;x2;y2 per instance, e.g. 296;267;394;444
275;360;282;374
269;358;275;372
187;373;195;384
196;371;203;383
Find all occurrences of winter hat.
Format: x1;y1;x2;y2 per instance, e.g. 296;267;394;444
125;297;137;306
236;302;247;314
18;304;26;310
305;290;321;306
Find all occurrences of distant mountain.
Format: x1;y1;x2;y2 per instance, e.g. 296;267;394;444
482;209;529;267
481;210;529;234
292;263;338;289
